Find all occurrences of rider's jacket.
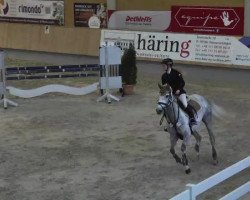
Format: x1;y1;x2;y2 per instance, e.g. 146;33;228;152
161;69;186;95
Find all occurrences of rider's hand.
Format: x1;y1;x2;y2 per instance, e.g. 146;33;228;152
175;90;180;95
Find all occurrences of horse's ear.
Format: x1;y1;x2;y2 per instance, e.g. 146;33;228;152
162;83;169;90
158;83;163;89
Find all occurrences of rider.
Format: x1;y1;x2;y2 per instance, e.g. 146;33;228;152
161;58;196;125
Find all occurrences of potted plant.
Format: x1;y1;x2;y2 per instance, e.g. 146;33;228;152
120;43;137;95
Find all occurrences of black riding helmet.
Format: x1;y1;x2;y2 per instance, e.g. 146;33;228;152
161;58;173;66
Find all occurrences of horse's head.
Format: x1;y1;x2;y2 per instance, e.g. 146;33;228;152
156;83;173;115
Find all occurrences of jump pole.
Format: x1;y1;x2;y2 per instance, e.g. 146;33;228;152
0;50;18;109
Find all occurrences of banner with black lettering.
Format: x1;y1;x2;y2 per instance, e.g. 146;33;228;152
101;29;250;67
0;0;64;25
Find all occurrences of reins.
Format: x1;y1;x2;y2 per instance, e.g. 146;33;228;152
158;94;180;127
158;102;168;125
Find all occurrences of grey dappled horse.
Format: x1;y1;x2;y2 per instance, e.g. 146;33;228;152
156;84;224;174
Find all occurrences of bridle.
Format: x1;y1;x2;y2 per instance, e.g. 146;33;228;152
158;94;173;108
158;93;180;127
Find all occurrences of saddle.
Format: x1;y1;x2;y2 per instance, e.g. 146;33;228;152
187;98;201;112
177;98;201;118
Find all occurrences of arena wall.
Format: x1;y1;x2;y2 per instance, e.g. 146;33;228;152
116;0;244;10
0;0;105;56
0;0;245;56
245;0;250;36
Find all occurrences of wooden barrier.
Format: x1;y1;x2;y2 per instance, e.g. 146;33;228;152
170;156;250;200
0;50;101;108
0;49;123;108
5;64;100;98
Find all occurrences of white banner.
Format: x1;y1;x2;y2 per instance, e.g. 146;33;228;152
108;11;171;31
232;37;250;65
0;0;64;25
101;29;250;66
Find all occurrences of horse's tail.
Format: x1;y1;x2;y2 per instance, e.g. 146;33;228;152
211;103;226;120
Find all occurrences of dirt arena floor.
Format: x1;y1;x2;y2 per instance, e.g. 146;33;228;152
0;50;249;200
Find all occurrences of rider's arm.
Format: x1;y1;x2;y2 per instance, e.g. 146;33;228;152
161;73;167;85
176;72;185;90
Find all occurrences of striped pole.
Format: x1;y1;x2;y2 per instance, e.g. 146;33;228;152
6;64;100;74
6;73;99;80
6;64;100;80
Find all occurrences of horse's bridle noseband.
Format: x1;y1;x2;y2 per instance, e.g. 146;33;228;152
157;94;173;108
158;94;179;126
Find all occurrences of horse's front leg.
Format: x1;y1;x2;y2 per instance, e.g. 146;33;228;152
170;133;182;164
170;144;182;164
181;143;191;174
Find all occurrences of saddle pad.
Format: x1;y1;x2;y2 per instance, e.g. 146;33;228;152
188;99;201;112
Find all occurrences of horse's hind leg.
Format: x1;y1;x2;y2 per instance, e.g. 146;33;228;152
192;131;202;160
203;113;218;165
181;143;191;174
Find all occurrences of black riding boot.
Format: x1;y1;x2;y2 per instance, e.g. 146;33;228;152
185;105;197;125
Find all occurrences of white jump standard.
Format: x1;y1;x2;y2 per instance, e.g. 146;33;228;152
97;43;122;103
0;50;18;109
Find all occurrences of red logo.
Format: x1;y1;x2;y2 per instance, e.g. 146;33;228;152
126;16;152;23
167;6;244;35
175;8;239;29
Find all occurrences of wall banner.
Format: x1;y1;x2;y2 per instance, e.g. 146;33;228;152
168;6;244;36
101;29;250;67
0;0;64;25
74;3;107;28
108;10;171;31
233;37;250;65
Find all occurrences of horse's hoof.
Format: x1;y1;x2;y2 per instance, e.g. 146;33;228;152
175;157;182;164
185;168;191;174
213;159;218;165
195;144;200;152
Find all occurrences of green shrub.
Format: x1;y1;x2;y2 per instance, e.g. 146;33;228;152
121;43;137;85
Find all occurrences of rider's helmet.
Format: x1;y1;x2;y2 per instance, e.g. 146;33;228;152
161;58;173;67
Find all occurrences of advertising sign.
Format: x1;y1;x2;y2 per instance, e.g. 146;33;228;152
194;35;232;64
74;3;107;28
168;6;244;35
0;0;64;25
101;29;196;61
108;11;171;31
101;29;250;67
233;37;250;65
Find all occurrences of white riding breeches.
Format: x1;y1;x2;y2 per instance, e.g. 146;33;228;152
178;93;187;108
